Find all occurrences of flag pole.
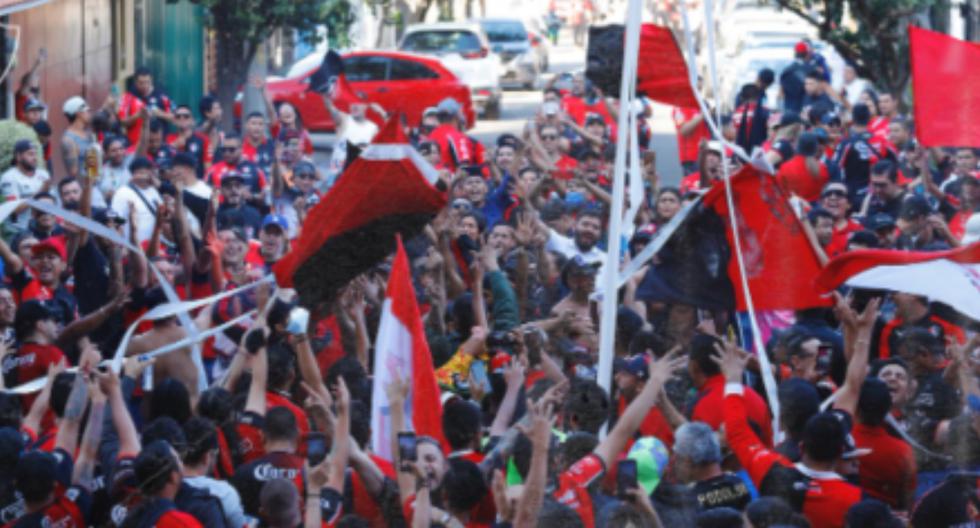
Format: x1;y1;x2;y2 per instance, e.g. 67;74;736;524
597;0;644;418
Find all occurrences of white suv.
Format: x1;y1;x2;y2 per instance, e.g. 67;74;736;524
400;22;503;120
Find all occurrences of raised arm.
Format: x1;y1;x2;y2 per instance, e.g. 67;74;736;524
73;376;106;490
54;374;89;456
832;295;881;416
244;338;268;416
513;399;555;528
593;350;685;467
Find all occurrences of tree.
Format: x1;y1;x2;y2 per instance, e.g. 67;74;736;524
198;0;355;128
773;0;938;99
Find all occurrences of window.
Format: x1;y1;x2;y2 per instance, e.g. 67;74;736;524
400;31;482;54
481;21;527;43
343;56;390;82
389;59;438;81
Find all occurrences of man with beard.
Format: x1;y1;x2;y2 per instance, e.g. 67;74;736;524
167;105;210;175
544;209;605;267
206;134;268;211
118;67;174;147
1;140;51;232
110;156;162;244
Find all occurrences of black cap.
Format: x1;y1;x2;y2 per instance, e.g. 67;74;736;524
848;230;879;248
560;255;600;288
15;450;58;500
899;195;932;220
93;207;126;226
778;378;819;431
221;171;246;186
129;156;154;173
796;132;820;157
13;140;34;155
15;300;56;331
864;213;896;231
857;377;892;425
496;133;521;149
171;152;197;170
801;412;847;462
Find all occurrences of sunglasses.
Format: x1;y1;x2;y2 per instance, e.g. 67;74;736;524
221;146;240;152
871;181;889;189
822;190;846;198
295;172;316;180
541;135;558;140
176;113;193;119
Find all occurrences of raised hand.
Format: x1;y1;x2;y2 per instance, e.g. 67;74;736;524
711;339;750;384
646;347;687;388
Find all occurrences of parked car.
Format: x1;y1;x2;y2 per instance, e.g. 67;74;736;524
235;50;475;133
476;18;543;90
399;22;503;119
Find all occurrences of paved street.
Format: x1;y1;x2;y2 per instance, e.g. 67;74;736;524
314;28;684;185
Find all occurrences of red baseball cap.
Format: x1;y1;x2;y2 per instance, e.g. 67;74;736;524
31;236;67;261
795;41;810;55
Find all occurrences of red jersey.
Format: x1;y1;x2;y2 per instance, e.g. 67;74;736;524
351;454;395;527
3;343;66;417
2;488;89;528
266;391;311;440
693;375;773;446
852;422;916;508
827;219;863;258
672;107;711;164
270;123;314;156
776;155;829;202
428;124;472;172
617;395;674;447
553;155;579;180
724;388;862;528
680;172;702;194
552;453;604;528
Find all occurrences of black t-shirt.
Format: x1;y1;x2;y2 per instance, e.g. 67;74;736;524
833;131;879;199
692;473;752;512
231;451;305;518
908;370;961;471
779;62;809;113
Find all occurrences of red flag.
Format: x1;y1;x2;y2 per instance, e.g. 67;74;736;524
910;25;980;147
273;117;446;306
637;24;700;109
703;165;831;311
370;237;446;459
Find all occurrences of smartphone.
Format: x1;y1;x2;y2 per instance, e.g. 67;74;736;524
470;360;492;397
306;432;328;465
616;459;638;498
397;432;417;470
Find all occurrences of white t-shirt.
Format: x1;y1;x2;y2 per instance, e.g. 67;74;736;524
185;179;213;200
110;184;162;243
339;114;379;146
0;166;50;229
547;228;608;284
100;158;133;203
184;475;249;528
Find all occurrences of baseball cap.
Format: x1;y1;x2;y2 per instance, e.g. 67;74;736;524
171;152;197;170
899;194;932;220
23;99;45;112
864;212;896;231
93;207;126;226
794;41;810;55
560;255;600;287
423;106;439;117
496;133;521;149
827;409;872;460
848;230;880;248
436;97;461;115
62;96;88;117
15;300;57;334
821;182;848;198
821;111;842;126
31;236;67;261
15;450;58;499
614;354;648;380
0;428;23;468
221;171;246;186
261;214;289;233
584;113;605;126
778;378;819;432
13;139;34;155
797;132;819;157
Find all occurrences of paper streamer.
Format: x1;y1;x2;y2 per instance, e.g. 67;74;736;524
0;198;271;394
4;309;259;395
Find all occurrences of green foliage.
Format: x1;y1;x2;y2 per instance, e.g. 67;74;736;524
0;120;40;172
774;0;937;98
198;0;354;48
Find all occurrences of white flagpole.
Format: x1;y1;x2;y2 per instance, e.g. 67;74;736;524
597;0;644;411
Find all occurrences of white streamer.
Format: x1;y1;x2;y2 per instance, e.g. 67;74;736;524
679;0;783;442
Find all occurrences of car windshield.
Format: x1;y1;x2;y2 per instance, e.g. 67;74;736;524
481;21;527;43
401;30;482;54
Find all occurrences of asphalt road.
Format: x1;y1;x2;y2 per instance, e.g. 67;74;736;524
313;28;683;185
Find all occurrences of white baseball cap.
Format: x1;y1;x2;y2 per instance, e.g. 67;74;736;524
62;96;88;117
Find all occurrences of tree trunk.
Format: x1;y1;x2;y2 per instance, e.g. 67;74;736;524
214;32;257;132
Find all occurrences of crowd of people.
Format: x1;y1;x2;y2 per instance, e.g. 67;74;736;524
0;27;974;528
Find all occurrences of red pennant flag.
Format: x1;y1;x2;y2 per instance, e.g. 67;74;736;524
911;25;980;147
637;24;700;109
370;237;446;458
704;165;831;311
273;117;447;306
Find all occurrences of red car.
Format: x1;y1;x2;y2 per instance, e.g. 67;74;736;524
239;50;476;132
